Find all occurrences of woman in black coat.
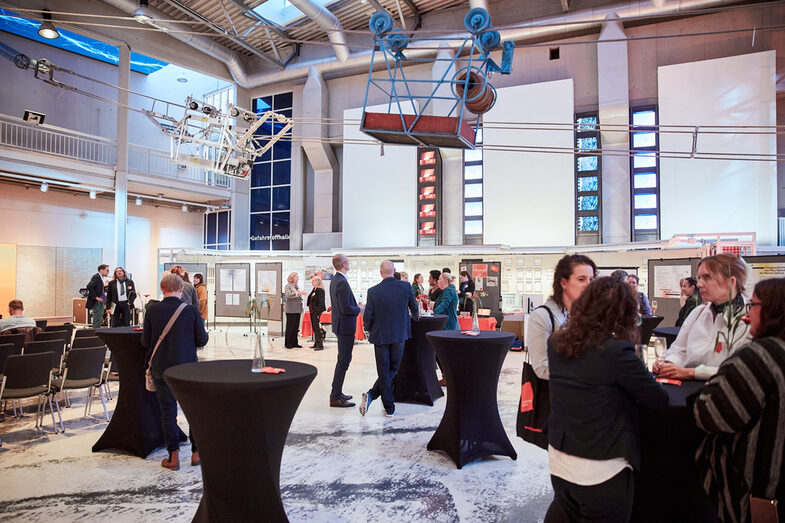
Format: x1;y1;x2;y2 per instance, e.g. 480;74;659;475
307;276;326;350
458;270;475;315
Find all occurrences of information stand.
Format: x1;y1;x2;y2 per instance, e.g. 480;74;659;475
255;262;283;337
214;263;251;335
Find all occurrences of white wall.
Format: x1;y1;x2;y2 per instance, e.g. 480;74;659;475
659;51;777;245
483;79;576;246
0;184;203;300
341;105;417;248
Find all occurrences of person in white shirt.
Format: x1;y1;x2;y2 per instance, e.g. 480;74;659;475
653;253;751;380
0;299;37;332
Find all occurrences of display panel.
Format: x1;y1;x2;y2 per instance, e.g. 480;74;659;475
417;147;442;246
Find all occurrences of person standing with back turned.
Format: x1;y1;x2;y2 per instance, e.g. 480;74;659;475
86;264;109;329
359;260;419;418
329;253;360;408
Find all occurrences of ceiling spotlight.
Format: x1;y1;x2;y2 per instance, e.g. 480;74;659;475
133;0;154;23
89;190;97;199
38;10;60;40
135;197;143;206
40;182;49;192
181;204;188;212
176;76;188;83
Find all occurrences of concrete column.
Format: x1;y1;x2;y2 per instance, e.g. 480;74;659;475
233;85;251;250
597;14;631;244
431;43;456;117
114;44;129;267
441;150;464;245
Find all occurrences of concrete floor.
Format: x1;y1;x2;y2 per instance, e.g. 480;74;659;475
0;329;553;522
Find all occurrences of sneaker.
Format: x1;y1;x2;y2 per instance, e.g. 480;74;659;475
359;392;372;416
383;409;395;418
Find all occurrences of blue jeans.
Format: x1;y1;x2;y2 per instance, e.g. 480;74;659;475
368;342;405;414
153;376;196;454
330;333;355;399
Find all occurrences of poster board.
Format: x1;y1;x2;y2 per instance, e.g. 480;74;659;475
255;262;283;322
214;263;251;318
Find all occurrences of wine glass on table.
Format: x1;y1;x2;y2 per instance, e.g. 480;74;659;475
653;337;667;368
651;300;658;314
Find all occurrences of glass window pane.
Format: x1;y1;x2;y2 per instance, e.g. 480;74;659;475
272;212;290;250
251;162;271;187
577;156;598;171
273;161;291;185
464;164;483;180
633;152;656;168
465;201;482;217
465;182;483;198
632;110;655;127
273;92;293;110
475;128;483;144
272;186;290;211
634;214;657;230
250;188;271;212
577;136;597;151
273;138;291;161
465;147;482;162
577;216;599;231
633;132;656;148
250;213;271;250
217;211;229;244
254;96;272;112
577;176;598;192
634;172;657;189
464;219;482;235
576;116;597;130
634;193;657;209
577;195;599;211
217;244;229;250
206;213;217;244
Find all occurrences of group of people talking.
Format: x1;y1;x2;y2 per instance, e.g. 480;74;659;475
526;252;784;522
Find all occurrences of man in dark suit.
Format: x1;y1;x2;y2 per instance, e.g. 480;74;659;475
359;260;418;418
86;264;109;329
329;253;360;408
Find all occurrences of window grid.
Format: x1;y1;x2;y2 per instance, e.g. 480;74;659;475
575;112;601;244
463;128;483;245
630;106;660;241
250;93;293;250
203;210;232;250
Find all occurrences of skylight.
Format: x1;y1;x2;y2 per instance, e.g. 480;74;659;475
253;0;338;26
0;9;167;75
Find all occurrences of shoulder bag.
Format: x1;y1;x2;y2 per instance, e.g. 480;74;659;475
516;305;556;450
145;303;187;392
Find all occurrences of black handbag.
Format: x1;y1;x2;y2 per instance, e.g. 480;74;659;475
516;305;556;450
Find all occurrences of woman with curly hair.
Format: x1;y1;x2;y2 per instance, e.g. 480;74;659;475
547;277;668;521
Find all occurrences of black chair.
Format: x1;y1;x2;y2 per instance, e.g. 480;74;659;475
73;328;97;339
45;323;75;343
35;319;48;329
0;333;26;355
52;346;110;429
71;337;102;350
2;327;39;347
0;343;13;376
0;352;58;435
23;340;66;371
640;315;664;347
35;330;71;350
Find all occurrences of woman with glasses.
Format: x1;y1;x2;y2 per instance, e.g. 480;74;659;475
653;254;751;380
106;266;137;327
692;278;785;522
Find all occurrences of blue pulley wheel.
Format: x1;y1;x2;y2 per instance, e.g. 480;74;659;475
478;30;501;52
369;11;394;35
464;7;491;34
385;30;409;53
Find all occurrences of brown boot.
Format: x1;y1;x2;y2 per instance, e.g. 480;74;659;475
161;450;180;471
191;451;200;467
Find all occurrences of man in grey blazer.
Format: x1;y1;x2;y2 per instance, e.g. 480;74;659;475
359;260;419;417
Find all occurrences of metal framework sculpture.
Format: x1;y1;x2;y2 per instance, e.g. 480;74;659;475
361;8;513;149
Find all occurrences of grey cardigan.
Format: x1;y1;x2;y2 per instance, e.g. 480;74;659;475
180;282;199;307
284;282;303;313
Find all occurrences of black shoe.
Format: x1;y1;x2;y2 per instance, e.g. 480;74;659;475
294;344;303;348
340;393;353;401
329;398;355;408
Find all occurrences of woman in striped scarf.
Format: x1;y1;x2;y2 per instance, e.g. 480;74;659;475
692;277;785;522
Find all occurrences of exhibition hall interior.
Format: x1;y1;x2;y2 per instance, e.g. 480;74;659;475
0;0;784;521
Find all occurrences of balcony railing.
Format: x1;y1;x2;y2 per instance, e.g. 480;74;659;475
0;114;231;189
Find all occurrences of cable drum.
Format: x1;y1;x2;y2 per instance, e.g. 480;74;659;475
454;68;496;114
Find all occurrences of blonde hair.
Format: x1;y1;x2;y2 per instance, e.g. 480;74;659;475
312;276;324;288
440;272;454;285
160;273;184;293
287;272;298;283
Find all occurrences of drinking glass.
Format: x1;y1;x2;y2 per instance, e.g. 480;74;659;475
651;300;658;314
634;344;648;366
653;337;667;364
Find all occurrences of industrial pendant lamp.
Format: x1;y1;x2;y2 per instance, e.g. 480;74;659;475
133;0;154;23
38;9;60;39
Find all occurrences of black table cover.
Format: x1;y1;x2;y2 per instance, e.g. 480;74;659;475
165;359;317;523
425;330;517;469
652;326;681;348
633;379;717;522
393;314;448;406
93;327;184;458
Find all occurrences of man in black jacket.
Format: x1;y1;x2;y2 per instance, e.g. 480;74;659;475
86;264;109;328
142;273;208;470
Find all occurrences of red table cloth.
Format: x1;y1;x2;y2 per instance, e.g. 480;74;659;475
301;311;366;341
457;316;497;331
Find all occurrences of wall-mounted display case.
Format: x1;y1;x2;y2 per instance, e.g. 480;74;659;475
417;147;442;246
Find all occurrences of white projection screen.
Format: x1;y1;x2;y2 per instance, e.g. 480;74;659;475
659;51;777;244
483;79;576;247
342;104;417;248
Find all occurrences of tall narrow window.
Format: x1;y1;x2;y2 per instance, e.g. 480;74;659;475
463;128;483;244
630;106;660;241
575;112;601;244
204;210;231;250
250;92;293;250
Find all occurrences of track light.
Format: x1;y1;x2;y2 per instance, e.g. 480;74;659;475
181;204;188;212
40;182;48;192
135;197;143;206
38;10;60;40
133;0;154;23
89;190;97;199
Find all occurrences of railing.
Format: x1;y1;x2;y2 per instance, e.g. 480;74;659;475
0;114;231;189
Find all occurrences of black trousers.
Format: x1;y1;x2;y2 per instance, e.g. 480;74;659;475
153;376;196;454
330;333;355;399
111;302;132;327
368;342;405;414
309;309;324;347
285;312;301;347
550;468;634;522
